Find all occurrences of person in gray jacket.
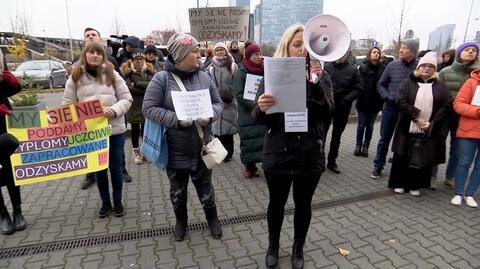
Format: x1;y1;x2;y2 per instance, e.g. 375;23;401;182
142;33;224;242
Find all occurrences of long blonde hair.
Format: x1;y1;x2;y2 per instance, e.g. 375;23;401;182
71;42;114;87
273;24;304;58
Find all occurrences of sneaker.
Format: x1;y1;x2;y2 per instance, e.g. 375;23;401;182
371;167;382;179
133;148;143;165
451;195;462;206
98;202;112;218
113;201;125;217
393;188;405;194
409;190;420;196
465;196;478;208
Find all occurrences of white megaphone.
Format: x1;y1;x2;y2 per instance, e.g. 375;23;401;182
304;14;351;83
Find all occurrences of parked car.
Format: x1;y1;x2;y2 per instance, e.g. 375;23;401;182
12;60;69;89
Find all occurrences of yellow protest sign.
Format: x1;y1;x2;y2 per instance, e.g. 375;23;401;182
6;100;111;186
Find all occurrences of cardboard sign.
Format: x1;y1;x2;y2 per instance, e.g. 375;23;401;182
7;100;111;185
189;6;250;41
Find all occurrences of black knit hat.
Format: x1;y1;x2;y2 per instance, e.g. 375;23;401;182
144;45;158;55
131;48;145;59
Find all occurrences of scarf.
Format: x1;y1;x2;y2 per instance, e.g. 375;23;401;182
212;56;235;73
242;58;264;76
409;82;434;133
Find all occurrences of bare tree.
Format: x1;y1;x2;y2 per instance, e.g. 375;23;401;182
148;28;176;45
385;0;412;58
7;7;31;60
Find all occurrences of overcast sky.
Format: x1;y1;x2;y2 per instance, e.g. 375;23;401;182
1;0;478;49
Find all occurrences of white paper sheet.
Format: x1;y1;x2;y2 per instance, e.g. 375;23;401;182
243;74;263;101
471;86;480;106
264;57;306;114
171;89;214;120
284;110;308;132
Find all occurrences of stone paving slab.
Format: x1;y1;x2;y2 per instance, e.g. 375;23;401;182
0;122;479;268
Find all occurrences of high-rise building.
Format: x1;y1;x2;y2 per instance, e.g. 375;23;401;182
258;0;324;45
229;0;250;7
427;24;455;53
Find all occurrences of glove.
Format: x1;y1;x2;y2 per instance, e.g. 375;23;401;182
195;117;210;126
178;119;193;127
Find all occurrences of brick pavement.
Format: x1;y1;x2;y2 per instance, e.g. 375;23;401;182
1;122;479;268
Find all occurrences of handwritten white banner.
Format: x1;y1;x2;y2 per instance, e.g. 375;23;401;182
171;89;214;120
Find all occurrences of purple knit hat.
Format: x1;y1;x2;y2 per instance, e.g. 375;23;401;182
456;41;479;61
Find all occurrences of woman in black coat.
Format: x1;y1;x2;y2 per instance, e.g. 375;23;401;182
0;50;27;235
355;47;385;157
253;24;334;269
388;52;451;196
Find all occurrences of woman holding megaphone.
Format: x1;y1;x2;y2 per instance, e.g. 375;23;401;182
252;24;334;269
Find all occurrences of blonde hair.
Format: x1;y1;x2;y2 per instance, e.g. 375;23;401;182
72;42;114;87
273;24;304;58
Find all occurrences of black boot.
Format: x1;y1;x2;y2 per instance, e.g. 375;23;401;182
12;206;27;231
204;207;222;239
361;143;369;157
0;207;14;235
265;237;279;268
291;239;305;269
354;143;362;156
174;219;188;241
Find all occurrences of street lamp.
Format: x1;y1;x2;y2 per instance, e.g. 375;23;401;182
64;0;74;61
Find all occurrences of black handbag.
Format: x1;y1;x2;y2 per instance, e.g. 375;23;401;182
407;134;436;169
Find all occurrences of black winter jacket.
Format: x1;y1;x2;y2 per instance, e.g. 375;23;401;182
357;61;385;112
324;61;363;107
252;76;334;177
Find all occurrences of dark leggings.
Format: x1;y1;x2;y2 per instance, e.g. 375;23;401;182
0;185;21;208
265;171;320;241
130;123;144;148
218;135;234;158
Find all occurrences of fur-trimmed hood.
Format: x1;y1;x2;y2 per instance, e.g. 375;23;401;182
120;60;156;77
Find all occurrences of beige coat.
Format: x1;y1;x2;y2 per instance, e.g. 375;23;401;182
62;69;132;135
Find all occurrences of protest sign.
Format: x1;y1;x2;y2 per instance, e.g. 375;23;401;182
7;100;111;186
170;89;214;120
189;6;250;41
243;74;263;101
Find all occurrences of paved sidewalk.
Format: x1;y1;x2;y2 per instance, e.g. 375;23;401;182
0;122;479;269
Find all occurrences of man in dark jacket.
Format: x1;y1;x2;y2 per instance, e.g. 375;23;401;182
324;50;364;174
371;38;419;179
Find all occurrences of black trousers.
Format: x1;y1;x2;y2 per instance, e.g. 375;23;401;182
265;171;321;241
130;123;144;148
0;185;21;208
218;135;234;158
326;102;352;164
166;162;217;221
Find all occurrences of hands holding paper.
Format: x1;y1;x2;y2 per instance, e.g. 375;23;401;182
258;93;277;112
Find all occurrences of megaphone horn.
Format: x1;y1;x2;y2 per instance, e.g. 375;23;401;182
304;14;351;63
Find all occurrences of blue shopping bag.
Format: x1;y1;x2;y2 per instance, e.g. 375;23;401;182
140;71;169;170
141;118;168;170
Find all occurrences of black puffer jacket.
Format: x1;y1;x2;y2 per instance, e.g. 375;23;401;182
357;61;385;112
324;61;363;107
252;76;334;177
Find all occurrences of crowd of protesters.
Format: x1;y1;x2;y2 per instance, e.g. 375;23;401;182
0;21;479;269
